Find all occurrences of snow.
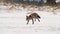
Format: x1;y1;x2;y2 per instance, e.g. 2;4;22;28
0;5;60;34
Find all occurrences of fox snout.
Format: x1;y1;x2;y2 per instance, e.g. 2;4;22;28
38;16;40;18
37;15;41;19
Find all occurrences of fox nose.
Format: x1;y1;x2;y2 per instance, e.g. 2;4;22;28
40;17;41;19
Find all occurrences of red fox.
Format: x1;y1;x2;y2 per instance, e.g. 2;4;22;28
26;13;41;24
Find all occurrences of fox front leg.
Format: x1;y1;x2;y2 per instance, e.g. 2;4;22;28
27;20;29;24
37;18;40;22
32;19;34;24
35;18;36;21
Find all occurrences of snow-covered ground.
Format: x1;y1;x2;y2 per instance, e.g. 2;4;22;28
0;5;60;34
